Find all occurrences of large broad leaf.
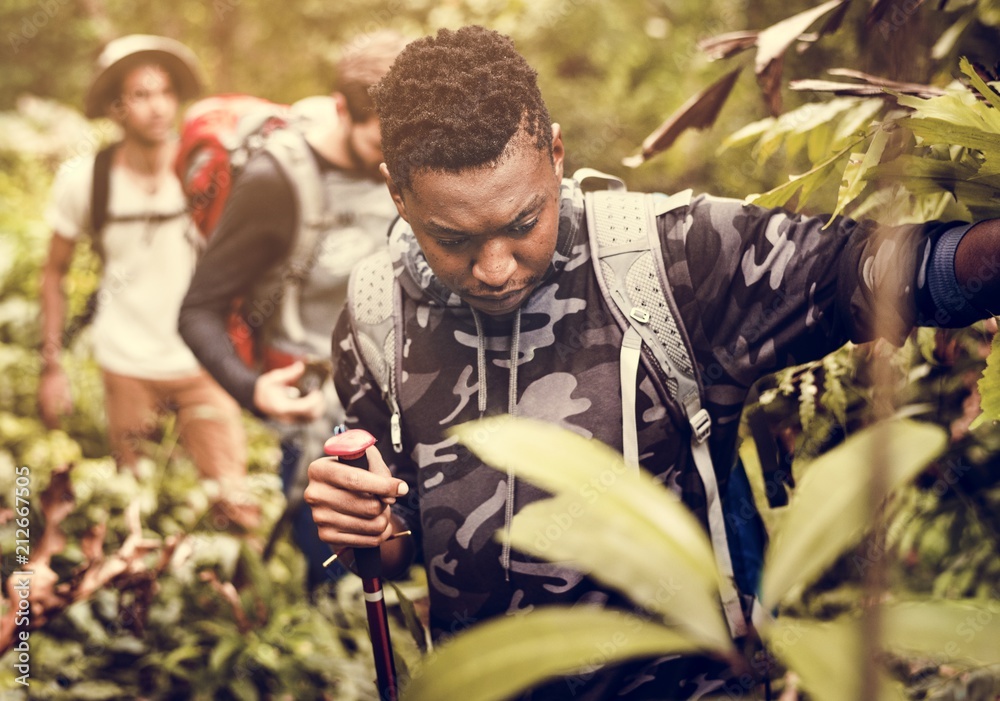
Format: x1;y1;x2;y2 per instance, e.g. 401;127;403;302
763;616;907;701
402;606;708;701
760;419;947;609
450;417;732;651
506;494;729;649
623;67;743;167
971;331;1000;430
882;599;1000;664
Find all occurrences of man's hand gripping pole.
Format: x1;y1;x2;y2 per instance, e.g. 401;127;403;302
324;429;399;701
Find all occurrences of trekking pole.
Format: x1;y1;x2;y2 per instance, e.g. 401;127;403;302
324;429;398;701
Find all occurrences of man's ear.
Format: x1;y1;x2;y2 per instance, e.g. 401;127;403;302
331;92;350;122
551;123;565;181
381;163;408;221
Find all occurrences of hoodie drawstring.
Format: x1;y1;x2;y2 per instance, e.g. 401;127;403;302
471;307;522;580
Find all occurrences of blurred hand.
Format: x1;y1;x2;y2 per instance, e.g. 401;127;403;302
38;366;72;429
253;361;325;423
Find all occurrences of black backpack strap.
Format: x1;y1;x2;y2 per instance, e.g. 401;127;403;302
90;142;119;258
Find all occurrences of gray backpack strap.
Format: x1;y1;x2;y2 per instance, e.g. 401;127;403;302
585;184;748;639
348;245;403;453
260;130;329;348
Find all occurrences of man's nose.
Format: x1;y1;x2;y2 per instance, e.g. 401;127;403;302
472;238;517;288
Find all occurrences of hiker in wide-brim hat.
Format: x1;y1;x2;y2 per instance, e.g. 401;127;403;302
84;34;202;119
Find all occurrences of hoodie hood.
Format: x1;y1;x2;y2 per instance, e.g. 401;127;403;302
387;177;585;309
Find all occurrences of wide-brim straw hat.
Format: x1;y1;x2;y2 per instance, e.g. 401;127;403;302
84;34;203;118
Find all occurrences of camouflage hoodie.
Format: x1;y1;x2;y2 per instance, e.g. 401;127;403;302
332;178;949;699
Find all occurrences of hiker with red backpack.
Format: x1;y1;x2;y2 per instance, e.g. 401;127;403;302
38;35;256;528
178;31;409;589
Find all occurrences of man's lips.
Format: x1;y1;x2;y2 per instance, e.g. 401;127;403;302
465;287;528;313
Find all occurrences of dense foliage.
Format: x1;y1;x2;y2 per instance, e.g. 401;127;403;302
3;1;1000;699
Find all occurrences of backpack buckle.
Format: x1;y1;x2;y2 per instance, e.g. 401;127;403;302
690;408;711;443
629;307;650;324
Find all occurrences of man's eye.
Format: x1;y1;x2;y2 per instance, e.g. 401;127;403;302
511;219;538;235
437;237;467;248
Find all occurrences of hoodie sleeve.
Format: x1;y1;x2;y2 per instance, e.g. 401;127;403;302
179;153;295;411
660;194;965;392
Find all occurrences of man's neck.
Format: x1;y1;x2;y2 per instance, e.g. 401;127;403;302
117;136;177;179
305;123;352;171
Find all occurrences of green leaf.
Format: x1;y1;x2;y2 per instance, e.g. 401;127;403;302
761;419;947;609
906;118;1000;160
718;117;775;153
763;616;906;701
507;495;728;649
387;580;430;654
63;680;128;700
882;599;1000;664
829;126;889;221
209;635;245;673
959;55;1000;113
831;99;885;147
971;330;1000;429
228;677;260;701
451;416;732;650
746;139;860;210
401;606;708;701
895;90;999;132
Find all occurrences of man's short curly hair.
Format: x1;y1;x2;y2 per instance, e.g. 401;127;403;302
371;25;553;192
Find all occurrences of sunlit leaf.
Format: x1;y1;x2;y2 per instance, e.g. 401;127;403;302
895;90;1000;133
718;116;775;153
402;606;709;701
451;416;732;650
763;616;907;701
829;126;890;220
761;419;947;609
745;139;858;209
882;599;1000;664
906;118;1000;159
959;55;1000;113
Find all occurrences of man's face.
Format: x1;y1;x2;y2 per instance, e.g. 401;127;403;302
346;114;385;180
112;64;178;145
387;124;565;317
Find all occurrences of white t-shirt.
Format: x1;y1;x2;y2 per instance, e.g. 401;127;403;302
45;151;202;379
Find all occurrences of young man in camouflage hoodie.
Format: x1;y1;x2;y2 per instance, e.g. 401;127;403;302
304;25;1000;699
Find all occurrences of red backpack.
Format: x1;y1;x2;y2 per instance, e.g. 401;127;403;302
173;94;334;370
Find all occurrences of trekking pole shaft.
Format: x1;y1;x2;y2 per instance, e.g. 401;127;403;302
336;442;397;701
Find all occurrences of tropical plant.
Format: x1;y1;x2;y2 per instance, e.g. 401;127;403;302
401;416;1000;701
